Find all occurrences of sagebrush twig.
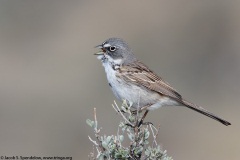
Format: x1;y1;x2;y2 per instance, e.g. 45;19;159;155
87;101;173;160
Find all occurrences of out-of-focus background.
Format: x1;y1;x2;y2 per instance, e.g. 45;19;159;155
0;0;239;159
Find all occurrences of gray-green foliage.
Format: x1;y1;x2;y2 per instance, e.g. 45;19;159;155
87;100;173;160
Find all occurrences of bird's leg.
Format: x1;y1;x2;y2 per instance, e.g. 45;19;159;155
131;105;150;127
125;110;151;128
125;106;150;128
138;110;149;127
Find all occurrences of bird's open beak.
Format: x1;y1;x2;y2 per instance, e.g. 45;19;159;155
94;45;105;55
94;51;105;55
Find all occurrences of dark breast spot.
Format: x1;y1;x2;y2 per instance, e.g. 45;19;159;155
108;83;112;87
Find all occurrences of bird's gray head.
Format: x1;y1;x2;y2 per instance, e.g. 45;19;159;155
94;38;136;65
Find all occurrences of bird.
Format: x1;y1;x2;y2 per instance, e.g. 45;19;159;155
94;37;231;126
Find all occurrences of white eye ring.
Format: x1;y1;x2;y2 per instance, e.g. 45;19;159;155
109;46;116;52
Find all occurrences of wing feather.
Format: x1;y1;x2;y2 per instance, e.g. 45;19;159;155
119;61;182;100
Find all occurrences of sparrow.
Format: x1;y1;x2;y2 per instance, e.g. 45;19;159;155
94;37;231;126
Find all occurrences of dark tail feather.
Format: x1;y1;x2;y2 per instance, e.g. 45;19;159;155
181;99;231;126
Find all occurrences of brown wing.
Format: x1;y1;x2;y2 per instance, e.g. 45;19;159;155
119;61;182;100
119;61;231;126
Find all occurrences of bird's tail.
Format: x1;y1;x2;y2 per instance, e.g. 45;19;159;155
181;99;231;126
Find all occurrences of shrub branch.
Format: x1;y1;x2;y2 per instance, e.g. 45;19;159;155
87;100;173;160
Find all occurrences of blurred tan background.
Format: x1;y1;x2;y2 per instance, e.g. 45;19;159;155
0;0;239;159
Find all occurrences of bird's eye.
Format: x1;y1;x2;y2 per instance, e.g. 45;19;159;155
109;46;116;52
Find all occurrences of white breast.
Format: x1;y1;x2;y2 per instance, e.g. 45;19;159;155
102;61;123;100
102;60;160;109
